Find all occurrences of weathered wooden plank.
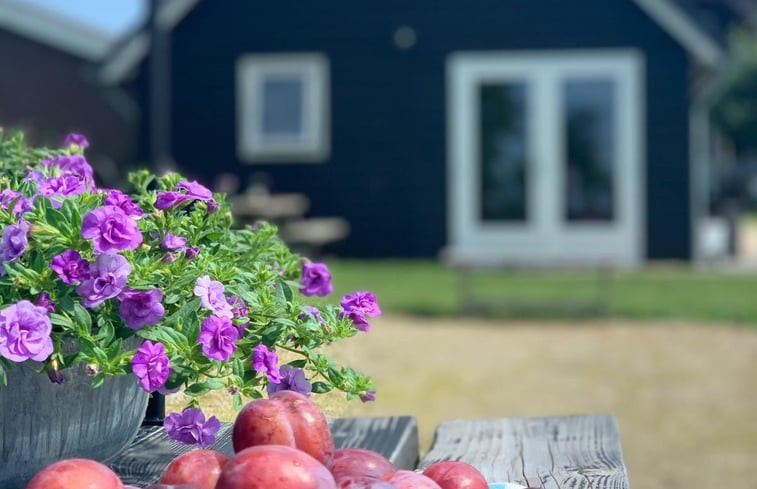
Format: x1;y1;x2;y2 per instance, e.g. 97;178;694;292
330;416;419;471
419;414;629;489
107;416;418;487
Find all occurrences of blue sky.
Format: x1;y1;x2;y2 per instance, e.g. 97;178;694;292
18;0;147;38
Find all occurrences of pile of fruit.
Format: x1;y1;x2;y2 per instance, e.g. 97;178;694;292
25;391;490;489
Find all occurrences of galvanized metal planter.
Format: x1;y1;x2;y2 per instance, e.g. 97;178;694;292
0;360;148;488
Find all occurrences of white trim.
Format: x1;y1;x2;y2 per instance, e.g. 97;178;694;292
632;0;725;68
98;32;150;85
0;0;114;61
447;49;646;267
236;53;330;163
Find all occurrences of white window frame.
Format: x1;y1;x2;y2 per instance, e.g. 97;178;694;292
236;53;330;162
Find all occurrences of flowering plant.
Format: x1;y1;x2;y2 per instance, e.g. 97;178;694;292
0;131;379;446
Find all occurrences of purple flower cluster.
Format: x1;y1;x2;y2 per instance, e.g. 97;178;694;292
155;180;216;211
267;365;312;397
360;391;376;403
161;233;187;251
51;250;90;284
340;291;382;332
300;306;324;323
38;174;88;207
0;300;53;362
252;344;281;383
227;295;250;332
299;262;333;297
63;132;89;149
104;189;144;219
81;205;143;254
118;288;164;330
131;340;171;392
194;275;233;318
198;315;239;361
164;408;220;447
37;154;95;207
0;189;32;215
75;254;132;308
0;219;30;275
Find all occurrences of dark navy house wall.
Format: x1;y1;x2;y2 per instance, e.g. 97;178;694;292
164;0;691;259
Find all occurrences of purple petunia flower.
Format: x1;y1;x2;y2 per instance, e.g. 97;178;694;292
118;288;164;330
63;133;90;149
25;169;45;185
299;262;333;297
340;291;382;332
176;180;213;201
161;233;187;251
81;205;143;254
76;254;132;308
193;275;234;318
154;180;215;211
163;408;221;448
154;191;192;210
267;365;312;397
0;189;31;215
161;252;178;264
104;189;144;219
38;175;88;207
131;340;171;392
299;306;325;324
44;154;94;182
198;315;239;361
0;300;53;362
34;292;56;314
0;219;31;275
360;391;376;403
50;249;90;284
184;246;200;260
227;295;250;333
252;344;281;383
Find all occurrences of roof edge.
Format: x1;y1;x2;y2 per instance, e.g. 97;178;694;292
0;0;114;61
633;0;726;68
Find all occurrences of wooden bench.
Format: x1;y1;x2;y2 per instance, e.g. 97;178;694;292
106;414;629;488
440;246;615;316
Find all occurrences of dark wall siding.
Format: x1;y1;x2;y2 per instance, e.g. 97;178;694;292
166;0;692;259
0;30;138;186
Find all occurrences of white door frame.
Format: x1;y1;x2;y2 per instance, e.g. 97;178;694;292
446;49;646;266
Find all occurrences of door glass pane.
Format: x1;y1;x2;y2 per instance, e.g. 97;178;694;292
563;78;615;221
479;83;528;222
261;75;304;137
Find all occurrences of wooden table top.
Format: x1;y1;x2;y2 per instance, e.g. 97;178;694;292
106;413;629;488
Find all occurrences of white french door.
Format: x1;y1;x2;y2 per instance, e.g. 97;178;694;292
447;50;645;265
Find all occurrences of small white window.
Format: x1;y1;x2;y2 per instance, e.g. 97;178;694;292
236;53;330;162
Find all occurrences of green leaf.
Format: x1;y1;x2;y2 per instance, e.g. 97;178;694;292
232;357;245;378
49;313;73;329
233;392;243;410
72;303;92;333
45;206;67;228
287;359;307;369
184;379;225;397
164;297;201;327
94;320;115;343
311;381;332;394
0;363;6;386
91;372;106;389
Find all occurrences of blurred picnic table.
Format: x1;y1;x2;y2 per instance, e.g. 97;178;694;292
107;414;629;488
228;184;349;257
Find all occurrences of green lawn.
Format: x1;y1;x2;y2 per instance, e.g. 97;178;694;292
323;260;757;325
